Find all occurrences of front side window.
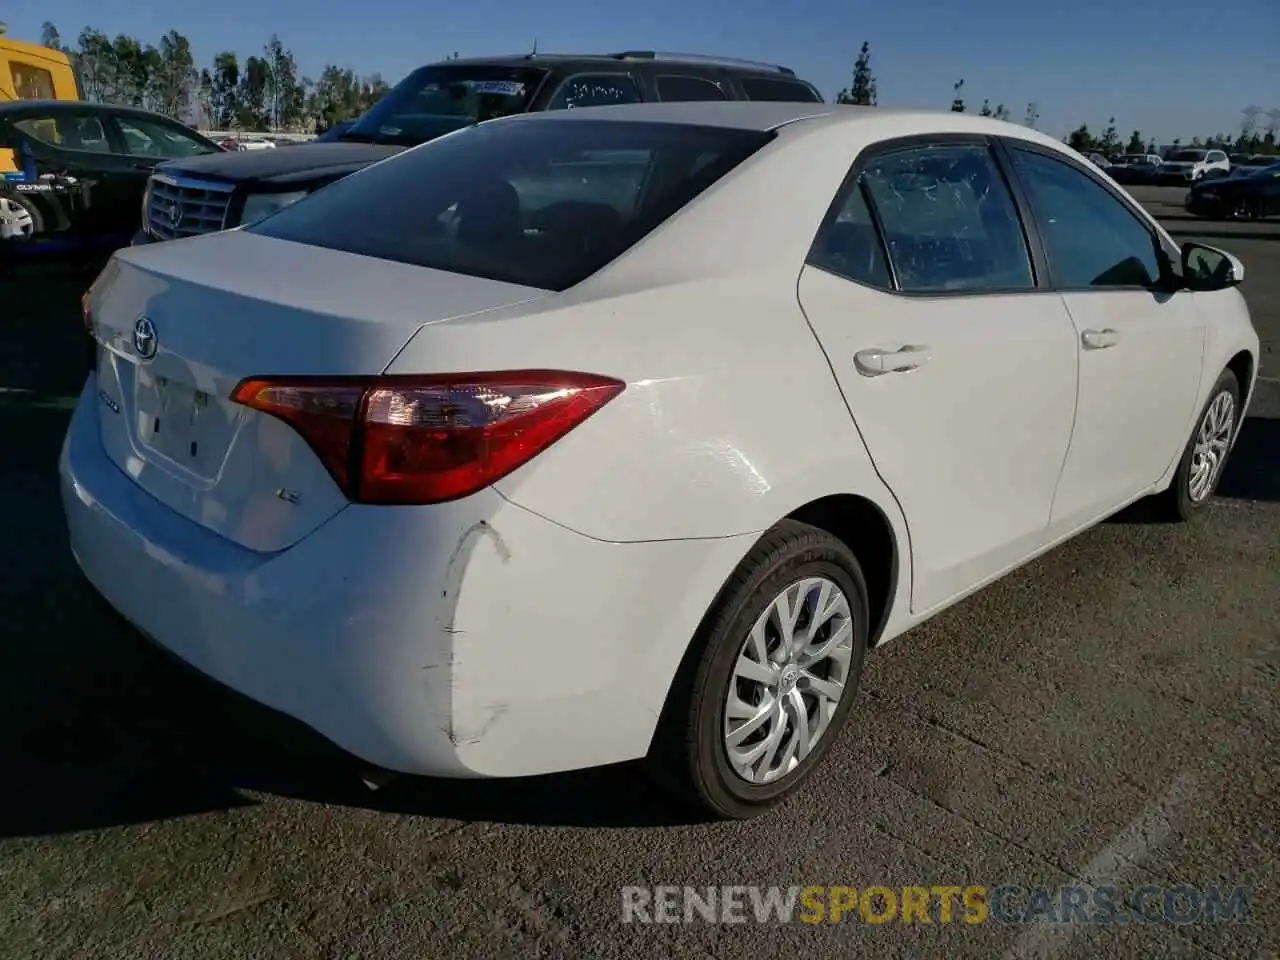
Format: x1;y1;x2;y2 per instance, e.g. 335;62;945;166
860;142;1034;292
9;62;55;100
546;74;642;110
656;75;728;102
114;116;216;159
1009;147;1161;289
250;119;773;291
348;66;547;147
13;114;112;153
738;77;822;103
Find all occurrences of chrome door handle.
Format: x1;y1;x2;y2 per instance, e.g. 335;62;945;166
1081;328;1119;350
854;344;932;377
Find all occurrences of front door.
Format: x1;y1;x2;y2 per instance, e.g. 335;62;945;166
797;139;1080;614
1002;143;1207;530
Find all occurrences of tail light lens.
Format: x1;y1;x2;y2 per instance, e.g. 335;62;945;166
231;371;625;505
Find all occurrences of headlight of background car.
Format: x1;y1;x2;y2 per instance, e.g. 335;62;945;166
238;190;308;227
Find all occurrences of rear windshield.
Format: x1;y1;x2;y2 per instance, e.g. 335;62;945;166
1169;150;1207;162
345;65;548;146
250;118;774;291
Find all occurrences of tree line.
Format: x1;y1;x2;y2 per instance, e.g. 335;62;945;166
835;42;1279;157
39;22;391;133
33;26;1280;154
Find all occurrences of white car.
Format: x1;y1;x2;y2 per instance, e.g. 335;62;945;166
63;102;1260;820
1161;148;1230;182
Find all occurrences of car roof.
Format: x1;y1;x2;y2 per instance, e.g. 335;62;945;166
427;51;804;78
0;99;187;124
492;100;1070;140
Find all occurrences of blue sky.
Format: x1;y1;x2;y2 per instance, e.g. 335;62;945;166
10;0;1278;142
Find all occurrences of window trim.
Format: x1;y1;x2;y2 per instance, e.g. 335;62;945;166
654;74;729;102
543;71;645;111
996;137;1179;294
806;132;1046;298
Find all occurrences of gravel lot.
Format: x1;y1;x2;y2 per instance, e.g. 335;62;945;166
1;188;1276;959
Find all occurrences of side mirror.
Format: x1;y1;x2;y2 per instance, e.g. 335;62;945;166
1181;241;1244;291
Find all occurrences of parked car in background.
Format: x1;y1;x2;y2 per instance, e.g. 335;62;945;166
130;50;825;244
1106;153;1163;185
217;136;277;151
0;100;223;256
68;102;1259;820
1236;154;1277;172
1185;159;1280;220
1158;148;1230;184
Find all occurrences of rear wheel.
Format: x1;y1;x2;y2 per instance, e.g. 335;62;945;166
652;519;869;820
1157;368;1240;521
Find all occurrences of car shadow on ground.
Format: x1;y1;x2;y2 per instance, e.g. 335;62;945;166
1108;414;1278;523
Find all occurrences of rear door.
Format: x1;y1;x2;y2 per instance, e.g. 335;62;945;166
797;137;1079;613
1001;142;1206;529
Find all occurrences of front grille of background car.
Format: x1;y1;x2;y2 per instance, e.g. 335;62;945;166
145;174;236;241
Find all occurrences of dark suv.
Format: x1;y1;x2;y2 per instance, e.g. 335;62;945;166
134;51;823;244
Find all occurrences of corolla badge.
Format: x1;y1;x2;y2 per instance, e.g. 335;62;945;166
133;315;158;360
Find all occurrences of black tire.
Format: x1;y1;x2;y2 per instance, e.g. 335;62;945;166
650;519;870;820
1156;368;1241;521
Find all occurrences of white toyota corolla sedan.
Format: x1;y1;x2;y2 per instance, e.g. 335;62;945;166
62;101;1260;819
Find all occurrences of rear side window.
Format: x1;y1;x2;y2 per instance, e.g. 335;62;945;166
656;75;728;102
250;119;774;291
547;75;643;110
738;77;821;103
808;183;891;289
860;143;1034;292
14;114;112;153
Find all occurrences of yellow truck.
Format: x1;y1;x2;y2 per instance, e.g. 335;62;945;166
1;22;82;176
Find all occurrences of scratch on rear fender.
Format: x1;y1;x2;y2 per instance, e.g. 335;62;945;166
435;520;513;745
446;703;510;746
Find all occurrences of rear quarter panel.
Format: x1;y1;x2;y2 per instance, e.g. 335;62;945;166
384;270;907;549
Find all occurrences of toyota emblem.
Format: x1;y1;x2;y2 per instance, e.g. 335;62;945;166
133;315;158;360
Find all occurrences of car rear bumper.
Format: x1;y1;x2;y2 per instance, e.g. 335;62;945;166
59;376;748;778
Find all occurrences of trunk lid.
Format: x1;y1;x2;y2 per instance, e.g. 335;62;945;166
90;231;549;552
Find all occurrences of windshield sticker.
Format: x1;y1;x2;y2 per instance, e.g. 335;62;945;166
472;81;526;96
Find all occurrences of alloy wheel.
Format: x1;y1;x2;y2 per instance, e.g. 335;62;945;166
723;577;854;784
1188;390;1236;503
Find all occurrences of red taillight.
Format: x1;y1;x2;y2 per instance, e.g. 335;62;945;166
231;371;625;505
